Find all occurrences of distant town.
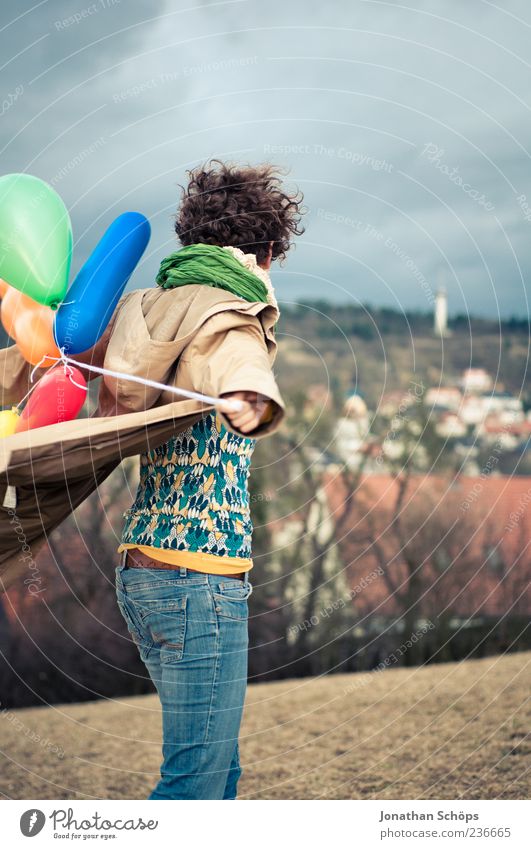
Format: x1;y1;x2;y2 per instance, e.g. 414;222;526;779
330;363;530;475
293;289;530;476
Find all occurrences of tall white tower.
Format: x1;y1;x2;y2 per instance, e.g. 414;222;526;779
434;286;450;337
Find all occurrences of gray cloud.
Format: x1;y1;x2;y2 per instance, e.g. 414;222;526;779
1;0;530;316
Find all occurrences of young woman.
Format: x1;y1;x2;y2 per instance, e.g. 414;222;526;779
114;160;304;800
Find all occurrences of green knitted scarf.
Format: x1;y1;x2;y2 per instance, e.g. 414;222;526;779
156;243;269;303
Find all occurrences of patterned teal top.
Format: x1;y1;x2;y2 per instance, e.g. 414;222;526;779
121;413;255;559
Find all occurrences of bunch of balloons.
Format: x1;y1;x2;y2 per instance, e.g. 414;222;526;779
0;173;151;437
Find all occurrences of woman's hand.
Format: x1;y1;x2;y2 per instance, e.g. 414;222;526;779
220;391;271;434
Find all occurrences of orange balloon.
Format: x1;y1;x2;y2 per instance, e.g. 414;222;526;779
0;284;60;365
15;305;61;366
0;278;9;298
0;286;30;337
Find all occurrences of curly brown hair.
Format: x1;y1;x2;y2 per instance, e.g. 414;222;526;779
174;159;305;265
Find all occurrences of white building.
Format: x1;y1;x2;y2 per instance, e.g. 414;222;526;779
436;412;468;438
480;392;523;418
460;368;493;394
333;393;370;468
425;386;462;411
434;287;451;337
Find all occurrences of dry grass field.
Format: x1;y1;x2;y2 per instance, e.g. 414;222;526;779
1;652;529;800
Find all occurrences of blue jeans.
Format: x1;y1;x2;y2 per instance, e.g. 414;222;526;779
115;556;252;800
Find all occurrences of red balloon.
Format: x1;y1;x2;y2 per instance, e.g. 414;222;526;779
15;366;87;433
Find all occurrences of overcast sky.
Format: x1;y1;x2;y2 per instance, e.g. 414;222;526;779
2;0;531;318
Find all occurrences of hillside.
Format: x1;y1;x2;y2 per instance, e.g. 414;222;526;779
277;305;530;409
1;652;528;800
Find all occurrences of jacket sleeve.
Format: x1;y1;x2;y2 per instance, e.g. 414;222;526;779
178;312;285;438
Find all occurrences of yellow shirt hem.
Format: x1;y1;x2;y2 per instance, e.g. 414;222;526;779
117;543;253;575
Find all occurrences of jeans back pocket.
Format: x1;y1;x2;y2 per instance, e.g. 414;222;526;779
138;596;187;664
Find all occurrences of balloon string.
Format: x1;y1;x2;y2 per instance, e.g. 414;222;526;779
29;352;88;392
27;351;243;413
16;380;40;411
63;360;88;391
30;355;54;384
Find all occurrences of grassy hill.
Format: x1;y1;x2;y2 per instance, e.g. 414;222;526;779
1;652;528;800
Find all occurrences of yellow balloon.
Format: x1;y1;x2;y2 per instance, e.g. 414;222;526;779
0;407;20;438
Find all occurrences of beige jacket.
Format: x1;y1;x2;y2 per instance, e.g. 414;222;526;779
0;285;284;590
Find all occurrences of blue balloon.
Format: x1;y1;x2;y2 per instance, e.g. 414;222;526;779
54;212;151;354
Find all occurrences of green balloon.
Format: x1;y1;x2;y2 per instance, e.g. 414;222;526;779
0;173;72;308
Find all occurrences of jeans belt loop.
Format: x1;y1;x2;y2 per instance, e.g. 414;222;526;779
179;566;187;577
